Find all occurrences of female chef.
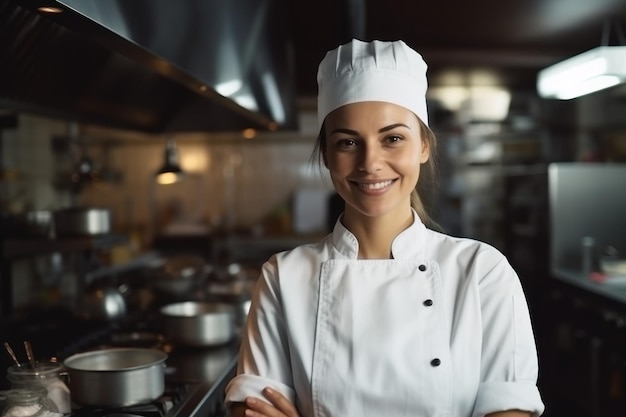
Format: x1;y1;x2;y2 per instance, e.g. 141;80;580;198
225;39;545;417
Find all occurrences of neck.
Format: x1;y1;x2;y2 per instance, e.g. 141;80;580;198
342;206;414;259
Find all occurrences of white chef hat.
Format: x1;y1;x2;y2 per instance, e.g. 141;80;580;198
317;39;429;127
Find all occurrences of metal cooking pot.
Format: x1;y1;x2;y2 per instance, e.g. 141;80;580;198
75;282;127;321
160;301;235;347
63;348;167;407
53;207;112;236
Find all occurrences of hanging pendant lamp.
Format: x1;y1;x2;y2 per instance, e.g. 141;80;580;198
155;138;184;185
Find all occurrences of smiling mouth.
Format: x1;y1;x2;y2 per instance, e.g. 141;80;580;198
353;179;395;190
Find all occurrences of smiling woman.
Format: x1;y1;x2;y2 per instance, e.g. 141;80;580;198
321;101;436;240
224;39;545;417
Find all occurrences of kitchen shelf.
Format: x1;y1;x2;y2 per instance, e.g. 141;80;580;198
1;233;128;259
0;233;130;317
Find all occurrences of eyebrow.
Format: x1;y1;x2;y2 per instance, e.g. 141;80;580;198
329;123;410;136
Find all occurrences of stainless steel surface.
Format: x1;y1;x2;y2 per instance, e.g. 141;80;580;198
167;356;237;417
0;0;297;133
76;284;127;321
160;301;235;347
63;348;167;407
207;277;254;330
549;163;626;273
165;344;234;383
53;207;111;236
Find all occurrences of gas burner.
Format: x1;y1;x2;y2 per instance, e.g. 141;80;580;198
70;393;177;417
69;381;195;417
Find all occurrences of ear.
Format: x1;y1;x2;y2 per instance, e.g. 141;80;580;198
416;117;431;164
420;137;430;163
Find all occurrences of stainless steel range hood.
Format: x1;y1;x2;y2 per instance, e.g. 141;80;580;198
0;0;298;133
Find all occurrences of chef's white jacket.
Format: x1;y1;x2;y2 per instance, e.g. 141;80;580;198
225;212;545;417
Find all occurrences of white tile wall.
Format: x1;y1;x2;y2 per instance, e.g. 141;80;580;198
2;116;331;241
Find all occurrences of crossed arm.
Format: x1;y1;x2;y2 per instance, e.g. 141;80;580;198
229;388;532;417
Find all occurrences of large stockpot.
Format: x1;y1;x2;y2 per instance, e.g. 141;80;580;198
62;348;167;407
160;301;235;347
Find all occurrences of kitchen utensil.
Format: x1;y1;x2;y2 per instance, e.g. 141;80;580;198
23;342;35;369
62;348;167;407
160;301;235;347
3;342;20;368
53;207;111;236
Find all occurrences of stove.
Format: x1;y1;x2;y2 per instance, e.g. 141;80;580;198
0;306;239;417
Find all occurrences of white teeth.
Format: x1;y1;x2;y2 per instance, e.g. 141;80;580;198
359;180;393;190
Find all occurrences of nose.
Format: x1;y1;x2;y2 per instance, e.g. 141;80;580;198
358;144;383;172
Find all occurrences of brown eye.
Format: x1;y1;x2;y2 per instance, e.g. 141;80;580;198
337;138;357;149
385;135;403;144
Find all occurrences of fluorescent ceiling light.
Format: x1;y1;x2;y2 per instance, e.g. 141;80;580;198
537;46;626;99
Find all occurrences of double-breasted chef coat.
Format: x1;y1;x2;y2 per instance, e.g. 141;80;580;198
225;211;545;417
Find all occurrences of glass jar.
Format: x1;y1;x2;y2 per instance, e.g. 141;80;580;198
0;388;50;417
6;362;70;414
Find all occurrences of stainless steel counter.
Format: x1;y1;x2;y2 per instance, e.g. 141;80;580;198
552;268;626;305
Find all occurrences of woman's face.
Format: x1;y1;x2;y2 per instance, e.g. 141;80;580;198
323;101;430;220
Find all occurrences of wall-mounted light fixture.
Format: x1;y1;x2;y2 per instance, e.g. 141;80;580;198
537;20;626;100
155;138;184;185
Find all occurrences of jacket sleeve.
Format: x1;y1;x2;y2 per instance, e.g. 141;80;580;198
472;254;545;417
224;256;296;407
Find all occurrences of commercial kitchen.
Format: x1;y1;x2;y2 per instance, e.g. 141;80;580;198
1;1;626;416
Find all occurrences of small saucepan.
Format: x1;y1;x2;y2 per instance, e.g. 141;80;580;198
63;348;167;407
53;207;112;236
160;301;236;347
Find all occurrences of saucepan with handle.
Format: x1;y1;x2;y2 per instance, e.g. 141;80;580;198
62;347;167;407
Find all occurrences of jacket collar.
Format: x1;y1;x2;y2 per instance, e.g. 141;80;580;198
330;209;427;259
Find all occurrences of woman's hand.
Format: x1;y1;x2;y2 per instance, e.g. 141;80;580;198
242;387;301;417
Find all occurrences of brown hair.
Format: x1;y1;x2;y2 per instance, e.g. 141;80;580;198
311;116;440;231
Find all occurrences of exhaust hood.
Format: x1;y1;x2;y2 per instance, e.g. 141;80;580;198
0;0;298;133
